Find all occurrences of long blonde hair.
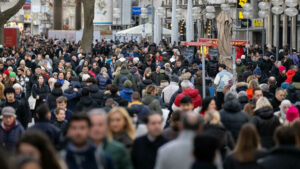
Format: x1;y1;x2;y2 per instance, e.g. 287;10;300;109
113;67;121;77
101;67;108;78
233;123;261;163
107;107;135;140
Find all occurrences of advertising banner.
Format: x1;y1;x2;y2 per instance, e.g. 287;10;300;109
4;28;18;47
94;0;113;25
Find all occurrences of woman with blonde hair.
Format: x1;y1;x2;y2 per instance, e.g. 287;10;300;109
112;66;121;77
97;67;112;90
252;97;280;149
224;123;266;169
107;107;135;152
204;110;235;159
246;79;259;100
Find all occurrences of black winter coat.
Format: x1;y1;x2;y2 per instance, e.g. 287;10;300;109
75;96;99;112
131;135;168;169
31;83;50;107
30;119;63;149
220;100;250;141
1;100;30;129
47;88;63;110
224;150;267;169
88;84;104;107
258;146;300;169
203;124;235;159
252;107;280;149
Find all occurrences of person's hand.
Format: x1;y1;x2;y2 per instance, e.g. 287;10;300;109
36;95;39;99
74;88;78;92
43;99;46;102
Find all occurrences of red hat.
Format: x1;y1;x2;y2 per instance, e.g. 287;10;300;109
286;106;299;122
279;65;286;73
3;70;9;76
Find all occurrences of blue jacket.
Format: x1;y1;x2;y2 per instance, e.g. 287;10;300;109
29;119;63;149
119;88;133;102
128;102;151;123
0;120;24;150
97;73;112;90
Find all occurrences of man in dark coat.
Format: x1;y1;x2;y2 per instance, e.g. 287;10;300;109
271;88;286;112
220;91;250;141
30;104;63;149
132;113;168;169
86;78;104;107
1;88;30;128
0;107;24;150
127;92;151;122
61;113;114;169
258;126;300;169
75;87;99;112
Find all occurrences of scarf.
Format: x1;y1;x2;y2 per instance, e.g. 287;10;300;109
1;119;16;132
57;78;65;85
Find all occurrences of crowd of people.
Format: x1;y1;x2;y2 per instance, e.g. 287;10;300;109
0;35;300;169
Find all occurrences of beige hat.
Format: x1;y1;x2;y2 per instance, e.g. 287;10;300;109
1;106;16;117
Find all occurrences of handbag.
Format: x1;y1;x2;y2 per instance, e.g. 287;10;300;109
28;95;36;110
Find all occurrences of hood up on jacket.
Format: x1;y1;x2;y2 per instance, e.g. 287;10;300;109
223;100;242;113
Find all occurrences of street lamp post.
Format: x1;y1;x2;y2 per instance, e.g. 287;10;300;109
205;6;216;39
141;8;148;39
242;3;253;55
258;2;271;56
284;0;298;55
271;0;284;61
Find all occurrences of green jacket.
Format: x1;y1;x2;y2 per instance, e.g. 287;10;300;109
103;137;133;169
141;94;163;114
113;69;137;91
236;64;246;77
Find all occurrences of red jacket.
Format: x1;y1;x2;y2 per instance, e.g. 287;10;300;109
286;69;296;83
173;88;202;109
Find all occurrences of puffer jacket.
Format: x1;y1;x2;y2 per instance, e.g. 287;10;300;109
0;120;24;150
251;107;280;149
120;88;133;102
75;96;99;112
88;84;104;107
142;94;162;114
97;73;112;90
220;100;250;141
172;88;202;112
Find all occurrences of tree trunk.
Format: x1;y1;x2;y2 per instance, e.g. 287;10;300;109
0;0;26;45
53;0;63;30
0;23;4;45
81;0;95;53
75;0;82;30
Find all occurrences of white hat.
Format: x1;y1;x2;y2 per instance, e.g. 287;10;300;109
13;83;23;92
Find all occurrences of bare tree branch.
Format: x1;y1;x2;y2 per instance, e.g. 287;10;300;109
0;0;26;22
